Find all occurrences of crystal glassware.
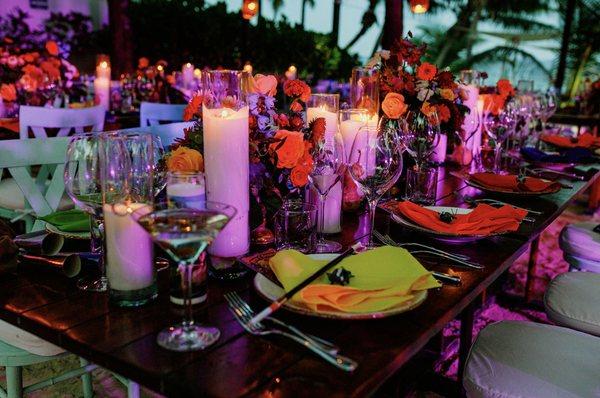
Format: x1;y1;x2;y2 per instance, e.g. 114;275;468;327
308;133;345;253
274;200;317;253
64;132;107;292
400;111;441;170
348;125;403;248
405;167;438;205
482;101;518;172
350;66;379;118
136;201;236;352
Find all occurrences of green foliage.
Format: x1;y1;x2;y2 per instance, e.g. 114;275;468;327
127;0;359;80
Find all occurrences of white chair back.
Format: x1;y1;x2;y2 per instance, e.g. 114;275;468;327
117;121;195;148
139;102;186;126
0;138;70;230
19;106;105;139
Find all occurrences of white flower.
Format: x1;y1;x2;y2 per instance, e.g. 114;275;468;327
417;88;434;102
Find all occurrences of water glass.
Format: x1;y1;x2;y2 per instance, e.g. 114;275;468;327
274;201;317;253
405;167;438;206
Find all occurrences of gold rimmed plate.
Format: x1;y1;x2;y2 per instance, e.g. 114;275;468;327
253;253;428;320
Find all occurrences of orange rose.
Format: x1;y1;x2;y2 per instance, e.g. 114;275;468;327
249;74;277;96
382;92;408;119
270;130;305;169
290;164;311;187
283;80;311;102
166;147;204;172
45;40;59;56
416;62;437;81
439;88;456;101
437;104;451;123
420;101;440;124
0;84;17;102
481;93;505;115
183;94;203;121
497;79;515;98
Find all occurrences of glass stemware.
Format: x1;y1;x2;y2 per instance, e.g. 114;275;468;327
136;201;236;352
348;125;403;248
482;101;518;172
64;132;107;292
399;111;441;170
308;134;345;253
535;90;558;136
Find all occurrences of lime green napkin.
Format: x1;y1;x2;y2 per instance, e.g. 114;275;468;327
39;210;90;232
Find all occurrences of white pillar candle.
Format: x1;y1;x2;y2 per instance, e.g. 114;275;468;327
167;181;206;209
339;119;364;161
103;203;154;291
182;63;194;88
431;133;448;163
460;84;480;151
94;61;111;112
307;106;338;133
203;106;250;257
473;97;485;158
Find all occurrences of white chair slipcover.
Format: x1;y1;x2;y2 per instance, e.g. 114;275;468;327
559;222;600;272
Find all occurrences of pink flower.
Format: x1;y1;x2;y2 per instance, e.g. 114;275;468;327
251;74;277;96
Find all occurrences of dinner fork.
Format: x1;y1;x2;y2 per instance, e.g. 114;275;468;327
372;230;470;261
526;167;585;181
459;194;543;215
224;293;358;372
224;292;339;354
375;231;484;270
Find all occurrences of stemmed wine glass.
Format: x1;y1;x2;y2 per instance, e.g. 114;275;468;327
455;106;480;164
135;201;236;351
482;101;518;172
64;132;108;292
308;134;345;253
535;90;558;136
399;111;441;170
348;125;403;248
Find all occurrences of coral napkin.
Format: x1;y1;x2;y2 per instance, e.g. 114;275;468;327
269;246;440;313
541;133;600;149
396;201;527;235
469;172;561;193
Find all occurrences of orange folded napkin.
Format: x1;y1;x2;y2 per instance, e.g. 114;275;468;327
0;118;19;133
396;201;527;235
541;133;600;149
469;172;561;193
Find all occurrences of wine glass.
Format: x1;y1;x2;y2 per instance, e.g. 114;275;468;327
455;106;480;165
399;111;441;169
308;134;345;253
136;201;236;351
120;132;166;197
537;89;558;135
482;102;518;172
348;125;403;248
64;132;108;292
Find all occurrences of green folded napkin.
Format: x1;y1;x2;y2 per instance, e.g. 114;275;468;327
39;210;90;232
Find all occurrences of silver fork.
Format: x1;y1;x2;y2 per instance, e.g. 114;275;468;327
373;230;471;261
224;293;358;372
459;194;543;215
224;292;339;354
376;232;484;270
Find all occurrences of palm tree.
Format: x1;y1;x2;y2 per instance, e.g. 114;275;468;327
332;0;342;46
382;0;403;50
343;0;379;51
301;0;315;28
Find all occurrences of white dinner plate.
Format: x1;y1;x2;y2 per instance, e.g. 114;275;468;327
253;254;428;320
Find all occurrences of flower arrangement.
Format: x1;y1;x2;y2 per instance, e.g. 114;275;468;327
369;34;470;136
479;77;515;115
0;37;79;114
165;75;324;227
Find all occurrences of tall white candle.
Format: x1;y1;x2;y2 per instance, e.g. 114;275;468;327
203;106;250;257
167;181;206;209
94;61;110;111
473;97;485;158
103;203;154;291
307;106;338;133
182;63;194;88
460;84;480;151
340;119;364;161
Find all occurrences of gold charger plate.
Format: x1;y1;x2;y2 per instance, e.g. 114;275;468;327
253;254;428;320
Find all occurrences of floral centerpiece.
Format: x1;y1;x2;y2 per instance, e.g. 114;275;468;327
367;33;470;168
0;38;79;116
479;76;515;115
163;74;324;230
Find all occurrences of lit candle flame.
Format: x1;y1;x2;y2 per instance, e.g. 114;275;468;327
100;61;108;69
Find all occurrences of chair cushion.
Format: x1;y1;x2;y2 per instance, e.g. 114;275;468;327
0;178;73;212
563;253;600;273
464;321;600;398
0;320;64;361
559;222;600;262
544;272;600;336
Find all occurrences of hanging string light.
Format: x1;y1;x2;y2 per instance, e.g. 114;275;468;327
242;0;259;20
409;0;430;14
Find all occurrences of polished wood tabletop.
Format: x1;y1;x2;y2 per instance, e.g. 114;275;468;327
0;164;598;397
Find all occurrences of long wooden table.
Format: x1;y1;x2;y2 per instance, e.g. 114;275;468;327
0;164;598;397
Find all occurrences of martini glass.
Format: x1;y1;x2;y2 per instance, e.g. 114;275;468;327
136;201;236;352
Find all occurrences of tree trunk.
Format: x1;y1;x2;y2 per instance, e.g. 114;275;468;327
301;0;306;28
382;0;402;51
331;0;342;47
108;0;134;78
258;0;262;19
555;0;576;94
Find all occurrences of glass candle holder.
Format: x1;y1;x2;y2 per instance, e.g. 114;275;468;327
350;66;379;120
274;200;317;253
100;132;157;307
307;94;339;135
405;167;438;206
202;70;250;278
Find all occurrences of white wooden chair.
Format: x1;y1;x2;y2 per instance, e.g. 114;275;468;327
0;138;71;232
19;106;105;139
139;102;186;127
119;121;194;148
